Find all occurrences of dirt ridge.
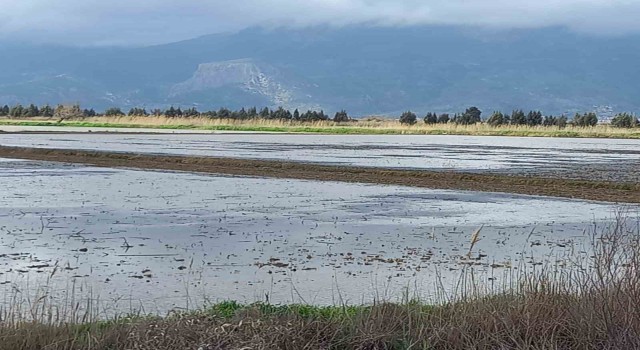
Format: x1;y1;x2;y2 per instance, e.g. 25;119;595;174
1;145;638;203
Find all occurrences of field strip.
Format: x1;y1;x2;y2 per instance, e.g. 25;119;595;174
1;145;638;203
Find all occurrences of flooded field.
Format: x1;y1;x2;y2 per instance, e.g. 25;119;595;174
0;158;634;315
1;133;639;182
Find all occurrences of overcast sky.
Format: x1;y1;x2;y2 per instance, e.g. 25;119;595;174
1;0;639;46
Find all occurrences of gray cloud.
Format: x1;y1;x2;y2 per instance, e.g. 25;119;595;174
1;0;639;45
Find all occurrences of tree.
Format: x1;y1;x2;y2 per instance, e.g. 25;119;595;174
399;111;417;125
423;112;438;124
247;107;258;118
333;110;350;122
183;107;199;117
573;112;598;127
454;107;482;125
54;104;82;121
83;108;97;117
486;111;505;126
259;107;270;119
105;107;125;116
611;113;638;128
543;115;557;127
0;105;9;116
437;113;450;124
511;110;526;125
556;115;568;128
40;105;54;117
128;107;148;116
165;106;175;117
23;104;40;117
271;107;291;120
526;110;543;126
9;104;24;118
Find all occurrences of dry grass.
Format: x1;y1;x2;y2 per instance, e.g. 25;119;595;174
1;215;640;349
2;116;640;138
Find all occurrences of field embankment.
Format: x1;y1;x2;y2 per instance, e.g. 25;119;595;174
2;116;640;138
1;145;638;203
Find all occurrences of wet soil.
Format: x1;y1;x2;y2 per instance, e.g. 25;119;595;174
1;145;638;203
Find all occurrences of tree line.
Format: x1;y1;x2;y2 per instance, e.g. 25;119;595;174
1;103;638;128
401;107;638;128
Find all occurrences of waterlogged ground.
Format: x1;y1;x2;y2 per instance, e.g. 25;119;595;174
1;133;639;182
0;159;634;315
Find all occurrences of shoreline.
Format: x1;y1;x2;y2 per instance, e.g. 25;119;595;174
1;145;638;203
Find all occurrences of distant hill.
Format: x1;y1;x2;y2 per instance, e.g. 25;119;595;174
0;26;639;116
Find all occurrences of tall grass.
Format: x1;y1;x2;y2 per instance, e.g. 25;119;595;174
2;116;640;138
1;214;639;349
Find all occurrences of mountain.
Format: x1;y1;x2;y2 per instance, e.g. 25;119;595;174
1;26;639;116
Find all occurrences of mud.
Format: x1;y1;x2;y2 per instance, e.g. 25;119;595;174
0;145;638;203
1;133;639;182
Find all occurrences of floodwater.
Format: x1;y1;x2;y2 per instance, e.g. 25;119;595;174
1;133;639;182
0;158;635;315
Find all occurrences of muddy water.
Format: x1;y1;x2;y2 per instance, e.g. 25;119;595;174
0;158;634;315
1;133;639;182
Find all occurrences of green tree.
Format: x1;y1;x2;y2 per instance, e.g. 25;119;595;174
40;105;54;117
333;110;350;122
611;113;638;128
574;112;598;127
454;107;482;125
511;110;526;125
259;107;270;119
423;112;438;124
0;105;9;116
165;106;178;117
556;115;568;128
437;114;450;124
183;107;199;117
128;108;148;116
9;104;24;118
543;115;557;127
399;111;417;125
247;107;258;118
23;104;40;117
83;108;97;117
486;111;505;126
105;107;125;116
217;108;231;119
526;111;543;126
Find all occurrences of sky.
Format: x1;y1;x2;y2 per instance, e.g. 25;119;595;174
1;0;639;46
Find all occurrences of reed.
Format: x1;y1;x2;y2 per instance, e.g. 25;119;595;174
2;116;640;138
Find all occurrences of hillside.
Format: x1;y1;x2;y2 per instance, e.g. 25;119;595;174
0;26;639;116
